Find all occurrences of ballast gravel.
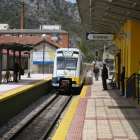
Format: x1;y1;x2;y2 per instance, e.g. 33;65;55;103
0;90;57;140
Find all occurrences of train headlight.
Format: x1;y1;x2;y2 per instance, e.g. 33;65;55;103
65;51;68;54
69;51;71;54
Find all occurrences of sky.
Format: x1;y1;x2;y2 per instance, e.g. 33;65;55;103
65;0;77;3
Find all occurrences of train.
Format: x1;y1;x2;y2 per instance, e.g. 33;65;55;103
52;48;87;92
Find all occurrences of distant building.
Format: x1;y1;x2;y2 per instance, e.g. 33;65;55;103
0;24;9;30
102;43;115;70
41;25;61;30
0;24;69;72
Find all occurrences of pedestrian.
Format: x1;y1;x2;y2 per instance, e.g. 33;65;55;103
121;67;125;96
14;60;20;83
94;65;99;81
102;63;108;90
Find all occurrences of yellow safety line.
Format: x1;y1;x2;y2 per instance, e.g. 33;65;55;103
52;98;80;140
79;77;89;98
0;77;52;102
52;77;90;140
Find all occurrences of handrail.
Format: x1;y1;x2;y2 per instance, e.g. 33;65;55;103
126;73;136;83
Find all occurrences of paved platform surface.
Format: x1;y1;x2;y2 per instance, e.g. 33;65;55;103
0;74;52;101
53;77;140;140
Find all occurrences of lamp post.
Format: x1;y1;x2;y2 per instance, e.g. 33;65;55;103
41;34;47;75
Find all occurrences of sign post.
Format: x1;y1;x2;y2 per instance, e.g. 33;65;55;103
86;33;115;41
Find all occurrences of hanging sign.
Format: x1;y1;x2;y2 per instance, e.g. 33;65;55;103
86;33;115;41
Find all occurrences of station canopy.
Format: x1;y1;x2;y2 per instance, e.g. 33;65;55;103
0;42;32;51
76;0;140;40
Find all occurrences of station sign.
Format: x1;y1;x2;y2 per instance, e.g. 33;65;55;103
86;33;115;41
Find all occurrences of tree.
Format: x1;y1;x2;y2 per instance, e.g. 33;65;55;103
78;40;88;55
86;53;95;62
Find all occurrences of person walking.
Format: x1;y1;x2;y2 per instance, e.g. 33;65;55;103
121;67;125;96
94;65;99;81
14;60;20;83
102;63;108;90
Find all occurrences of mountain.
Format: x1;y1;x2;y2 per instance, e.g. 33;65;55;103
0;0;105;55
0;0;83;48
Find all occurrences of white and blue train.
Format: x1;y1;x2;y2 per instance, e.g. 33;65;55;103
52;48;87;92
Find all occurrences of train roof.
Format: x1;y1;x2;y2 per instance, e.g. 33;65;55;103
56;48;80;52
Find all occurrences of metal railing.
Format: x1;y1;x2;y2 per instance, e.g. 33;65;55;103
126;73;140;104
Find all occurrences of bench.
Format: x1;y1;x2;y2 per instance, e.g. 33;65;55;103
108;75;117;88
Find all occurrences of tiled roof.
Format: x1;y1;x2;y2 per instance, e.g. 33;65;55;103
0;37;62;48
0;29;68;34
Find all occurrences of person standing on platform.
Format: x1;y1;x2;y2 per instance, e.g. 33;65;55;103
14;60;20;83
94;65;99;81
102;63;108;90
121;67;125;96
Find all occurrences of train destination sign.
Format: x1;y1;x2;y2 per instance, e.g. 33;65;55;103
86;33;115;41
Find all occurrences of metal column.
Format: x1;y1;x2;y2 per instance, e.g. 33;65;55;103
7;49;9;70
27;52;31;78
0;46;2;84
19;50;21;80
13;50;15;81
43;38;45;75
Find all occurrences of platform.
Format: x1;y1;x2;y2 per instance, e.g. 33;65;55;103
53;77;140;140
0;74;52;126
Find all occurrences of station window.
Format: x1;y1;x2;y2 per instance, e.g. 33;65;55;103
5;34;10;37
37;34;41;37
12;33;18;37
59;41;62;44
52;34;58;37
52;40;58;43
25;34;28;37
19;34;22;37
0;34;3;37
30;33;35;37
59;34;62;38
46;34;50;37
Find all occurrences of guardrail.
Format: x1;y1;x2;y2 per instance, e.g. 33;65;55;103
126;73;140;104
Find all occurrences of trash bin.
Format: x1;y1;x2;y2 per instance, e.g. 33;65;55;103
20;67;24;75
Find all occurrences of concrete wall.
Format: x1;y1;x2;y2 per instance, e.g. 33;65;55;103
30;42;57;74
0;79;53;127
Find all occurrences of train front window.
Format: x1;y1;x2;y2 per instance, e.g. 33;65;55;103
57;57;65;70
65;58;77;70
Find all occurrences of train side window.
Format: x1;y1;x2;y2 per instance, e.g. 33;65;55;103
57;57;65;70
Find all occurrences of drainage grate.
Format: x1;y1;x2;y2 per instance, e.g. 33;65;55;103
108;106;136;109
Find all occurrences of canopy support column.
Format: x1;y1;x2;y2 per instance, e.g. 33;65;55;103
0;46;2;84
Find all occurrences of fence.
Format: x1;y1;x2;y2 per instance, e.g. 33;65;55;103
126;73;140;104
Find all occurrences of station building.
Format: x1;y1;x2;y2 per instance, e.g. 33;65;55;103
77;0;140;99
0;24;69;73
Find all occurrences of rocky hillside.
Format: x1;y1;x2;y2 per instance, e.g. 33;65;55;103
0;0;83;48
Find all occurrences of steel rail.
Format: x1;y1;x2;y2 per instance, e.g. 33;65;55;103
40;94;73;140
8;92;59;140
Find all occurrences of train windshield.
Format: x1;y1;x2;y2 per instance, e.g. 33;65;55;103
65;58;77;70
57;57;77;70
57;57;65;70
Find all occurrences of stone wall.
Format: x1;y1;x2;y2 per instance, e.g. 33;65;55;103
30;42;57;74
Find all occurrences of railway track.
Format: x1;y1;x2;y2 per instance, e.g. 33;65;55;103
7;93;72;140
